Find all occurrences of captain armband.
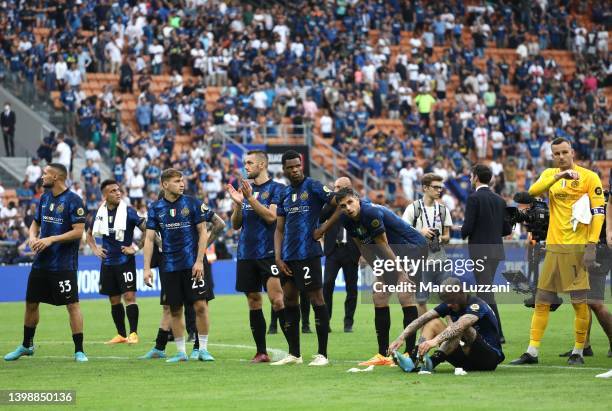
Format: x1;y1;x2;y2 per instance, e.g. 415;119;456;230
591;207;605;216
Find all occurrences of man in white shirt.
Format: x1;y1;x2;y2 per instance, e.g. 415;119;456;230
84;142;102;169
473;117;489;160
319;110;333;139
53;134;72;171
402;173;453;315
25;158;42;184
399;161;419;201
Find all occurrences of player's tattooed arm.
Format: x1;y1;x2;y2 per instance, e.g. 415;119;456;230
432;314;479;345
388;309;440;354
206;213;226;248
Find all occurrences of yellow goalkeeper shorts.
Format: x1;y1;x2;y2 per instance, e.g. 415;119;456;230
538;251;589;293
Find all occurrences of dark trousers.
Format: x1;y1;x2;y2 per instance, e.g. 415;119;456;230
473;258;504;337
323;249;359;327
3;130;14;156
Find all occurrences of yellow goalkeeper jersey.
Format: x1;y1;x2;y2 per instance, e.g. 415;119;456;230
528;165;605;246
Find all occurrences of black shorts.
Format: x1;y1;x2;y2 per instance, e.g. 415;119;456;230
283;257;323;292
159;262;214;306
445;334;504;371
99;258;137;296
26;269;79;306
235;258;279;293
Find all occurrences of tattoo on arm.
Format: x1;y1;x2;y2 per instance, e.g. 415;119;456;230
435;314;479;344
206;214;226;248
399;309;440;341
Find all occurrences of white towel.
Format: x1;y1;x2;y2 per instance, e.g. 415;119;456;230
571;193;592;231
92;201;128;242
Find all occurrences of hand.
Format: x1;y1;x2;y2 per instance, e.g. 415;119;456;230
93;246;108;259
241;179;253;200
583;244;598;268
420;228;436;239
226;184;244;205
192;261;204;281
144;268;153;287
28;237;39;250
313;228;324;241
121;245;136;255
387;339;404;356
555;169;579;181
418;339;438;357
275;258;292;276
32;237;54;253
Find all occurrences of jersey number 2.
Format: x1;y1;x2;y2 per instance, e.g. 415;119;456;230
303;267;311;280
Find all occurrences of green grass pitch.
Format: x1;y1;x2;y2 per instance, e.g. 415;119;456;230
1;295;610;410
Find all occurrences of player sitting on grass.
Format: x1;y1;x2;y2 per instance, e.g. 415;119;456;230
388;277;505;372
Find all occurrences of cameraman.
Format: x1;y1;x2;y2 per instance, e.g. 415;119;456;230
511;138;605;366
402;173;452;315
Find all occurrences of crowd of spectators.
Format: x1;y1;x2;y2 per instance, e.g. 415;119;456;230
0;0;610;261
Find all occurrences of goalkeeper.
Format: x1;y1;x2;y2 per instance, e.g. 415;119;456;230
511;138;605;366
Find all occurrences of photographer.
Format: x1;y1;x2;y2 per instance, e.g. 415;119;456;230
511;138;605;366
402;173;452;315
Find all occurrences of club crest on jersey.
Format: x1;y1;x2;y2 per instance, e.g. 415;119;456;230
570;180;579;188
261;191;269;200
300;191;309;200
49;203;54;211
170;209;176;217
181;207;190;216
57;204;64;213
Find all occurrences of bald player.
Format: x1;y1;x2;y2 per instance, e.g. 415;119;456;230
5;163;88;362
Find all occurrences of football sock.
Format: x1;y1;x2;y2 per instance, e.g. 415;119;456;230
72;333;84;353
374;306;391;356
284;305;301;357
155;328;170;351
402;306;418;353
275;308;291;347
270;307;279;328
430;351;447;369
250;309;267;354
193;333;199;350
573;302;590;354
300;293;310;327
22;326;36;348
175;337;186;354
111;303;126;337
313;304;329;358
198;334;208;351
527;303;550;356
126;304;139;334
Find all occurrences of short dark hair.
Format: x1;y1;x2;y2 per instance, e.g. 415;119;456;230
422;173;443;187
101;179;119;192
281;150;301;166
335;187;359;203
472;164;492;184
161;168;182;182
48;163;67;178
438;277;465;303
551;137;572;147
246;150;268;163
